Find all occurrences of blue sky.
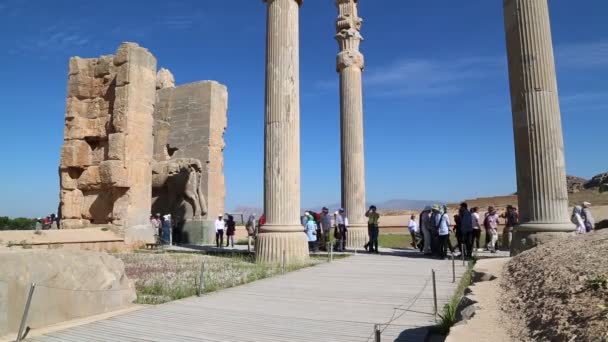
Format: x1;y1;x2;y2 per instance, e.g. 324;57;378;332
0;0;607;218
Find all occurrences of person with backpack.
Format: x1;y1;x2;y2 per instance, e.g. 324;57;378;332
485;207;499;253
572;205;586;234
365;205;380;253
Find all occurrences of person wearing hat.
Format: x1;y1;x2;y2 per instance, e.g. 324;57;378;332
304;213;319;252
582;202;595;233
334;208;349;252
365;205;380;253
320;207;332;250
419;206;433;254
215;215;225;248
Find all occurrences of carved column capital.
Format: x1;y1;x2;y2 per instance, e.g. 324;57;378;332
263;0;302;6
337;51;364;71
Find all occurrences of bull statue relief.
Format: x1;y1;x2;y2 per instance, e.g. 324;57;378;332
152;158;208;220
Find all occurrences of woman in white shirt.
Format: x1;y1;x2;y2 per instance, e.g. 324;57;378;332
471;207;481;250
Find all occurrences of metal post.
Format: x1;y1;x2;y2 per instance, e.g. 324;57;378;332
16;283;36;342
461;244;465;266
374;324;381;342
432;270;438;322
169;225;173;246
330;243;333;262
282;250;286;274
452;254;456;283
197;261;205;297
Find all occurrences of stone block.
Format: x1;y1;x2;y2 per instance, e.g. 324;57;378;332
0;250;135;336
60;189;84;219
68;57;94;76
60;140;92;168
99;160;128;187
82;191;113;223
65;116;109;140
77;166;102;190
94;55;113;77
60;219;89;230
108;133;125;160
156;68;175;90
59;168;81;190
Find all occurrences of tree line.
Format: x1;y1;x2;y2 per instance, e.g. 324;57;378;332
0;216;36;230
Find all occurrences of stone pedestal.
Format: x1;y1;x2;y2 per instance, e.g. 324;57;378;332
179;219;215;245
257;0;309;264
336;0;367;248
504;0;574;255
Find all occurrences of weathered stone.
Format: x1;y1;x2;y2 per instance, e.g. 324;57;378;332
77;166;102;190
156;68;175;90
153;81;227;219
256;0;309;264
108;133;125;160
0;250;135;336
99;160;128;187
60;140;92;168
504;0;574;255
60;189;84;219
59;42;156;241
336;0;367;248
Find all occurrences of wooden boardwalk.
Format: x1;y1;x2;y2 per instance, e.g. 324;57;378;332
29;249;466;342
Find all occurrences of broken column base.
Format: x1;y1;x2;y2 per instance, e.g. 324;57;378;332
179;219;215;245
255;226;310;265
510;223;575;256
346;225;368;250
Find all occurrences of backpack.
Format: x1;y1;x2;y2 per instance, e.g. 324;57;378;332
570;213;579;225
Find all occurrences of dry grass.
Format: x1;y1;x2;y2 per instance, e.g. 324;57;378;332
114;252;323;304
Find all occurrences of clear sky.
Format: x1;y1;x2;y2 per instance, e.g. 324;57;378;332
0;0;606;218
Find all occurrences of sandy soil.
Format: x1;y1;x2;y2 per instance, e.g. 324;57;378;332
502;229;608;341
446;258;517;342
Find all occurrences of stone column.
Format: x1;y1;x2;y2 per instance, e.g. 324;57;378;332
336;0;367;248
257;0;309;264
504;0;573;255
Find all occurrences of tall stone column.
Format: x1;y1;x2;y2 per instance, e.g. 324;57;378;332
504;0;573;255
257;0;309;264
336;0;367;248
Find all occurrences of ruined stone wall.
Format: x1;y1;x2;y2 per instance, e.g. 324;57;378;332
59;42;156;233
153;81;228;219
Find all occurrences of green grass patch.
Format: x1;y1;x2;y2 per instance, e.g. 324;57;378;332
431;259;476;335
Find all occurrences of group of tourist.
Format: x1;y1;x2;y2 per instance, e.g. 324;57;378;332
36;214;58;230
214;215;236;248
572;202;595;234
410;203;521;259
150;213;173;245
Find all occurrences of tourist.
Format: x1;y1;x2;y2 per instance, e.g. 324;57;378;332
150;214;161;243
334;208;348;252
407;215;418;248
364;205;380;253
305;213;318;252
162;214;172;245
453;213;462;253
502;205;519;250
582;202;595;233
435;205;452;260
419;206;433;255
572;205;586;234
226;215;236;248
320;207;332;250
215;215;225;248
485;207;499;253
471;207;482;250
246;213;256;252
459;202;474;258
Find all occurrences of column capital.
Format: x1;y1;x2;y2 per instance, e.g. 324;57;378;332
263;0;302;6
337;50;364;72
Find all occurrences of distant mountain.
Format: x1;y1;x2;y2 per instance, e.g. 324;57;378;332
231;199;442;217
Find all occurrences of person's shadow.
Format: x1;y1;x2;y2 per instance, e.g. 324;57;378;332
394;326;435;341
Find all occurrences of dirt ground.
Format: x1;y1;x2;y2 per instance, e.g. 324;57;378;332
501;229;608;341
447;258;516;342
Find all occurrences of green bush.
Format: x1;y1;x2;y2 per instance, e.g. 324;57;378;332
0;216;37;230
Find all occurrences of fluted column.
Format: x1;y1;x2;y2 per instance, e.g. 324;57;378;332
257;0;309;264
336;0;367;248
504;0;574;255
